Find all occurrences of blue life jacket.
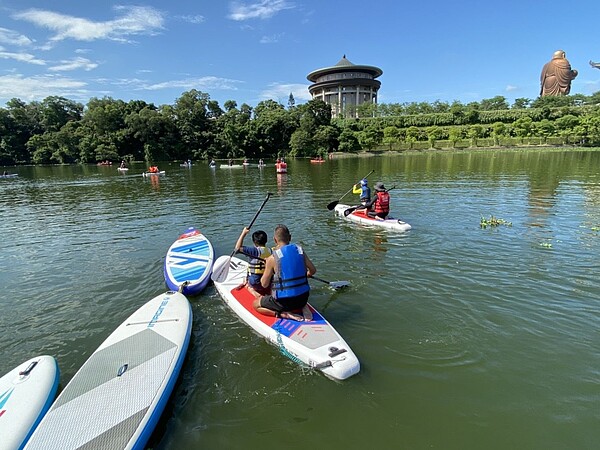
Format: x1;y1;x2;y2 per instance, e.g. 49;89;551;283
272;244;309;299
361;185;371;201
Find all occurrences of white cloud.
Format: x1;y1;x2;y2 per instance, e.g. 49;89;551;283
228;0;294;21
259;33;283;44
0;74;87;102
48;56;98;72
0;27;34;46
141;76;244;91
0;50;45;65
177;15;206;24
506;85;518;92
260;82;311;102
12;6;165;43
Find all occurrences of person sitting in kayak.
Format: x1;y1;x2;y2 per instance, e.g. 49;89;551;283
149;165;159;173
365;182;391;220
352;178;371;206
254;224;316;322
235;227;272;297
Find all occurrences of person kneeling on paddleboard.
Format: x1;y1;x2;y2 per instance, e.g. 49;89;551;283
365;182;391;220
235;227;272;297
254;224;316;322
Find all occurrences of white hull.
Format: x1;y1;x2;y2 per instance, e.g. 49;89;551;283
334;203;412;232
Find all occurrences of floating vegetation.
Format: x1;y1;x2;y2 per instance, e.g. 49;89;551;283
592;226;599;232
539;242;553;248
480;215;512;228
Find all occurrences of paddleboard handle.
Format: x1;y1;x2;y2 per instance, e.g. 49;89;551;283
117;364;129;377
19;360;38;376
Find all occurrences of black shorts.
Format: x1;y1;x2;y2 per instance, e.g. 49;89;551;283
260;291;309;313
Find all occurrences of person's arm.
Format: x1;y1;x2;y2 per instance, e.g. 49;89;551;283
235;227;250;252
261;256;275;288
304;253;316;277
352;184;361;194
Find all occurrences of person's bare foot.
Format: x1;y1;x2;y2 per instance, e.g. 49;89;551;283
279;311;305;321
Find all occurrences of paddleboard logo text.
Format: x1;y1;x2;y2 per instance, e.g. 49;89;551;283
148;298;170;328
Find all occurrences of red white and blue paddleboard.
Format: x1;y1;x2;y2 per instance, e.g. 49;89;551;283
213;255;360;381
24;291;192;450
164;227;214;295
0;355;60;450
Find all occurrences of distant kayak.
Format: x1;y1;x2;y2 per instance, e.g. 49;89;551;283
334;203;412;232
310;159;325;163
220;164;243;169
0;173;18;178
117;167;129;172
142;171;165;177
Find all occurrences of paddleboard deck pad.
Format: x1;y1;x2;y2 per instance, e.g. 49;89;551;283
0;355;59;450
164;227;214;295
334;203;412;232
24;291;192;450
213;255;360;380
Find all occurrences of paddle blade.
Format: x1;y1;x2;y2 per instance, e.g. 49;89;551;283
329;280;351;290
327;200;339;211
211;256;232;283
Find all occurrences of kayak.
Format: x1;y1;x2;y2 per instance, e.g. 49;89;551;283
220;164;243;169
275;162;287;173
164;227;214;295
0;173;18;178
142;171;165;177
258;164;267;168
310;159;325;163
117;167;129;172
334;203;412;232
212;255;360;381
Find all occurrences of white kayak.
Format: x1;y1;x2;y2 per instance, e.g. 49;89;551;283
213;255;360;381
24;291;192;450
334;203;412;232
142;170;165;177
117;167;129;172
164;227;214;295
0;355;60;450
220;164;243;169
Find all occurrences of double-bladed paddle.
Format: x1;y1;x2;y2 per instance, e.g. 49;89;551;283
327;170;374;210
211;192;272;283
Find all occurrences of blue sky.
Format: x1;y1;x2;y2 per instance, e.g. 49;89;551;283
1;0;600;109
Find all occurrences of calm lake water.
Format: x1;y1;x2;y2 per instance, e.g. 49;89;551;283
1;149;599;450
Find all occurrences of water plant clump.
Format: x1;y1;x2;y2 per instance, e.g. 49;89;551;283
480;215;512;228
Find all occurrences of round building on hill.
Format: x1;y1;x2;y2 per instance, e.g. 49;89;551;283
307;55;382;118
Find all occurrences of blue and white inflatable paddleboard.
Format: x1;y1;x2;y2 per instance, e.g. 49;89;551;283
164;227;214;296
0;355;60;450
24;291;192;450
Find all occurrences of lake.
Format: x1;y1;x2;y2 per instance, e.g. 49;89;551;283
1;149;599;450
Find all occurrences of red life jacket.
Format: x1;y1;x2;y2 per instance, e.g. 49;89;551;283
374;191;390;214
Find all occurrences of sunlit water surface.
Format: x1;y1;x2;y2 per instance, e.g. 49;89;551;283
1;149;599;450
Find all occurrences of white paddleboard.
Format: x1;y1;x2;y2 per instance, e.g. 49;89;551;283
334;203;412;232
0;355;60;450
164;227;214;295
213;255;360;381
24;291;192;450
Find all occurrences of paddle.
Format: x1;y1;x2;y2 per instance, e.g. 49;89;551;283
327;170;374;211
310;275;351;290
211;192;272;283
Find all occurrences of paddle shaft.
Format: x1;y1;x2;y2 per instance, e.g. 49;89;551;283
327;170;374;210
227;192;272;259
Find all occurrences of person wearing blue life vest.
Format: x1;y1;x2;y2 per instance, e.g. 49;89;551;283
254;224;316;322
235;227;272;297
352;178;371;206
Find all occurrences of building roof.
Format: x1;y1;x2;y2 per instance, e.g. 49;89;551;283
307;55;383;82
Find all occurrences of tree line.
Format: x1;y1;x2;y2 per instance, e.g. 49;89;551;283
2;90;600;166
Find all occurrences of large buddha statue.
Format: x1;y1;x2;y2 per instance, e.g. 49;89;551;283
540;50;578;96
